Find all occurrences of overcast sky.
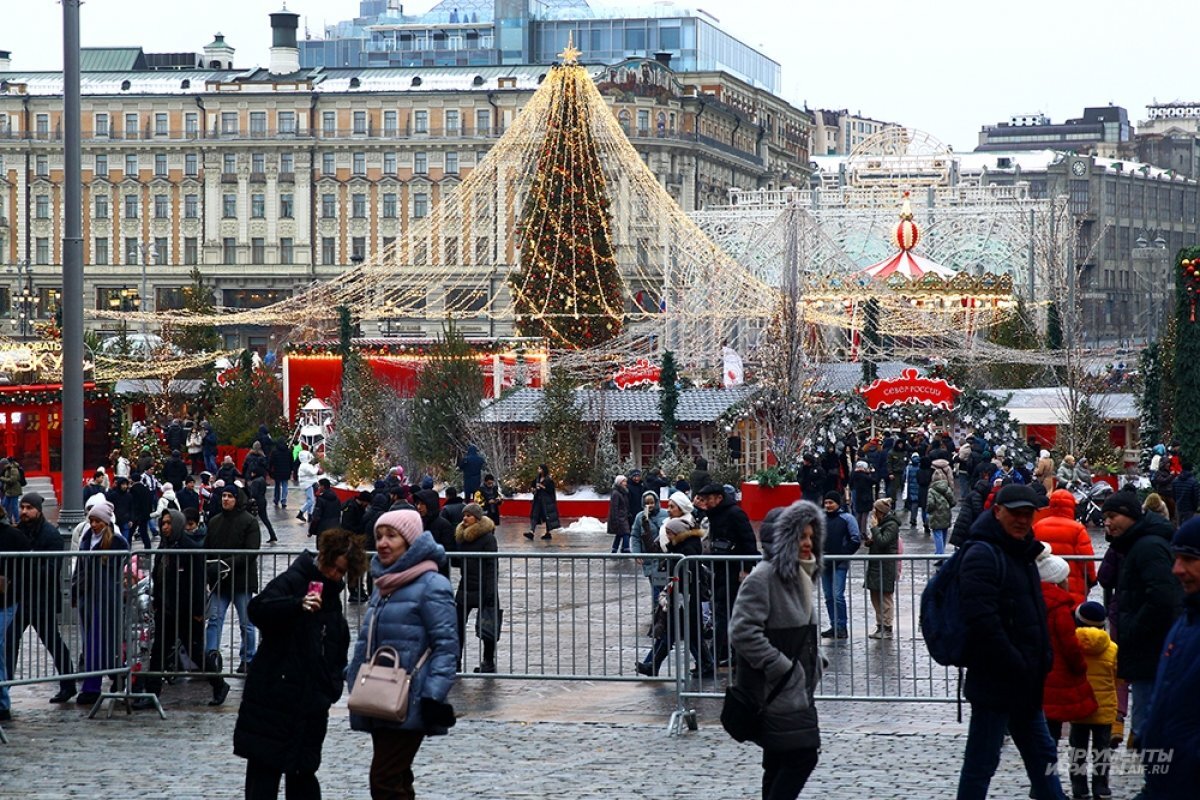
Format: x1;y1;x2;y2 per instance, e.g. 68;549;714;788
6;0;1196;151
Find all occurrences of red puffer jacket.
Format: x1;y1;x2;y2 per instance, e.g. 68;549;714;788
1042;582;1098;723
1033;489;1098;605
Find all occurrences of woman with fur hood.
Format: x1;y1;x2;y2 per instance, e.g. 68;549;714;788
730;500;825;799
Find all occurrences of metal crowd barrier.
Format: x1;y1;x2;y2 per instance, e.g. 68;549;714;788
667;553;1106;735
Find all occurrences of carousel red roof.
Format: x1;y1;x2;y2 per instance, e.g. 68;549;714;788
857;192;956;281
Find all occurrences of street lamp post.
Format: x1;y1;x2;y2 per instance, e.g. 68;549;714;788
1132;232;1170;343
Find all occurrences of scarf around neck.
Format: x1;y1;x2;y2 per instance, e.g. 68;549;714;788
374;560;438;596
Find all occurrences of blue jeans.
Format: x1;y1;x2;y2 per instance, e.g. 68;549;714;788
205;590;256;664
933;529;947;554
1129;678;1155;742
204;452;218;473
1;496;17;524
301;485;315;515
272;480;289;506
820;561;850;633
957;704;1066;800
0;602;17;712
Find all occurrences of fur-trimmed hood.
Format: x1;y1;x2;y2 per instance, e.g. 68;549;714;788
761;500;824;583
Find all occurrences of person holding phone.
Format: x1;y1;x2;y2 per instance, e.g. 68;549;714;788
233;528;367;800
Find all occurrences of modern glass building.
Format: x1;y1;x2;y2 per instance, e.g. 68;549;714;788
299;0;780;91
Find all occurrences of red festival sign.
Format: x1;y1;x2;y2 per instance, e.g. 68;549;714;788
611;358;661;390
858;368;961;411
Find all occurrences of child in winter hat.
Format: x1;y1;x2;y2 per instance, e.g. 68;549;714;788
1036;542;1071;588
1071;600;1118;800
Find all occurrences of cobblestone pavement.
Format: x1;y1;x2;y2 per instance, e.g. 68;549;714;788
0;685;1151;800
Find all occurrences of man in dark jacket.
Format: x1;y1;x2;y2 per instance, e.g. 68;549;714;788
105;477;134;540
440;486;466;529
246;474;277;544
820;491;861;639
307;479;342;538
458;444;485;501
696;483;758;668
415;489;455;579
1171;463;1200;523
5;493;76;704
176;475;200;512
1138;518;1200;800
128;472;154;549
164;418;186;453
204;486;261;702
625;471;646;527
268;441;294;509
956;484;1063;800
132;508;207;708
162;450;189;493
1100;491;1183;750
216;456;241;487
798;455;825;504
340;491;372;536
0;516;30;719
689;458;712;499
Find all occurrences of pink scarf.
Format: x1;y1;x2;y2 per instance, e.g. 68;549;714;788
374;560;438;596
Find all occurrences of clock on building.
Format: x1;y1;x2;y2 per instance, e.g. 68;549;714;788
1071;160;1087;176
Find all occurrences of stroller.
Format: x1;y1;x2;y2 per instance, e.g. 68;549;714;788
1070;480;1113;527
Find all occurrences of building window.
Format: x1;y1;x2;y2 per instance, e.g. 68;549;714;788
322;111;336;136
251;193;265;218
124;195;139;219
279;152;294;174
475;108;490;135
383;152;397;175
351;236;366;260
34;155;48;176
35;113;49;139
251;152;266;175
414;152;427;175
322;152;335;175
321;193;336;218
637;110;649;135
445;151;459;174
221;112;238;135
382;193;397;218
222;194;236;218
184;153;198;176
445;109;459;134
280;193;294;218
125;237;139;265
94;237;109;265
322;236;336;265
352;193;367;218
413;192;428;218
250;111;267;137
352;152;366;175
413;110;428;134
124;153;138;175
184;194;199;218
35;195;49;219
95;113;109;137
223;153;237;175
35;237;50;265
251;237;265;264
184;113;198;136
280;237;294;265
155;287;187;311
154;195;169;219
184;237;198;265
94;153;108;176
124;113;138;138
278;111;296;134
383;110;397;136
95;195;109;219
153;237;167;264
154;112;167;136
353;110;367;135
154;153;167;177
223;237;237;263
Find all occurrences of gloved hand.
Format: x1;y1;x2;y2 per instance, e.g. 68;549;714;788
420;697;457;728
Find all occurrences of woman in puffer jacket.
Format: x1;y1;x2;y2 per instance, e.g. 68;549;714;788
347;510;458;799
729;500;825;799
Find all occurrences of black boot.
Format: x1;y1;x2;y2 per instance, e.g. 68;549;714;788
49;681;77;704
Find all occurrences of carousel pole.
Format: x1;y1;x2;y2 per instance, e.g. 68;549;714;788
59;0;85;537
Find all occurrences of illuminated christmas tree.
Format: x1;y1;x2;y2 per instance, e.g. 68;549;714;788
508;38;624;349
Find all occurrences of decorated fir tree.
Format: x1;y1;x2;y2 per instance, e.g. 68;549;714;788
1173;246;1200;462
658;351;679;454
1138;340;1162;468
507;45;623;349
169;267;221;353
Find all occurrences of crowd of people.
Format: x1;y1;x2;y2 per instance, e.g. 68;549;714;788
3;413;1200;800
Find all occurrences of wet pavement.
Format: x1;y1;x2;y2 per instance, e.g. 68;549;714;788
0;500;1132;798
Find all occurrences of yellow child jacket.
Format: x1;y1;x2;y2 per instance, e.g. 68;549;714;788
1074;626;1118;725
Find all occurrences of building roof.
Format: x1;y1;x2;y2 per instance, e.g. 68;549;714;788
80;47;146;72
982;388;1137;425
816;361;920;393
478;385;756;424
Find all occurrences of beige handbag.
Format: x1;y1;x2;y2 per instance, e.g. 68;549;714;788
348;605;431;722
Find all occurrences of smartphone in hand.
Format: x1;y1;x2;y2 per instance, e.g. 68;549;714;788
307;580;323;596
